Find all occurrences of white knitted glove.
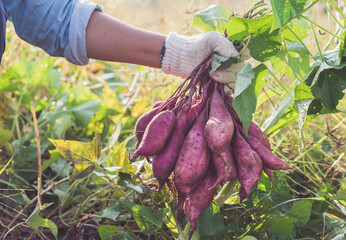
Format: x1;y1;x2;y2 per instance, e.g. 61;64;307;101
161;31;241;87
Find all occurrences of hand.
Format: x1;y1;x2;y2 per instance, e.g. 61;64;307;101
161;31;245;87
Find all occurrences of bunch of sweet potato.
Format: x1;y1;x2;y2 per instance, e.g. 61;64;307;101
130;57;291;233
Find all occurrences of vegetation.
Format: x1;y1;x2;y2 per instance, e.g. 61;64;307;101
0;0;345;239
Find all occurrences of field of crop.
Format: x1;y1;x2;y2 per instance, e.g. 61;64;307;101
0;0;345;239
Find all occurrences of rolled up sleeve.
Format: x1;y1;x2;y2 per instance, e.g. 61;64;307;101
3;0;102;65
65;1;102;65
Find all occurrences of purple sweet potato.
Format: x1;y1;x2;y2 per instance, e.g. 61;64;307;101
204;84;234;154
211;146;237;188
152;101;165;108
134;107;160;147
184;168;217;233
174;108;210;194
130;110;176;162
246;136;292;170
248;122;271;150
232;127;263;202
152;99;192;190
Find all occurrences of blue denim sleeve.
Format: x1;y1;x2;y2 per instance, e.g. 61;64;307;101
2;0;102;65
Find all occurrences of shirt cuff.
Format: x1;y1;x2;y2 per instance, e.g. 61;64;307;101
64;1;102;65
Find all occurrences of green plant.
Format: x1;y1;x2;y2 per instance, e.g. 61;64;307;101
0;1;345;239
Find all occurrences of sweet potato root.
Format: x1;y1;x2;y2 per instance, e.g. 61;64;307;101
204;83;234;153
246;136;292;170
232;127;263;202
211;146;237;188
152;98;192;190
130;110;176;162
248;122;271;150
184;168;217;233
174;108;210;194
134;107;160;147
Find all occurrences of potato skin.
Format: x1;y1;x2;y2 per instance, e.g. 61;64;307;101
174;109;210;195
204;84;234;154
130;110;176;161
184;168;217;233
211;146;237;188
134;107;159;147
247;136;292;170
232;127;263;202
248;122;271;150
152;102;191;190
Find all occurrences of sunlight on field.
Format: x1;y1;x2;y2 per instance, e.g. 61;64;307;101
94;0;257;33
0;1;345;239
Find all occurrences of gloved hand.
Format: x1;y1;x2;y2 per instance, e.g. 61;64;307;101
161;31;246;88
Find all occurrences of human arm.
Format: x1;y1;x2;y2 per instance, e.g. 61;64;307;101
85;10;165;68
3;0;244;87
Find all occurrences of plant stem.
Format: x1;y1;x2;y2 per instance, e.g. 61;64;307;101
299;0;320;15
215;179;239;207
310;21;324;61
99;165;127;196
286;25;313;56
267;68;294;99
325;0;346;21
320;0;345;29
301;15;343;40
323;28;343;51
0;177;69;239
31;102;42;211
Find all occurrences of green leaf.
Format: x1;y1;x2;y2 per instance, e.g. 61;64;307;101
270;0;309;30
98;225;137;240
192;4;230;32
197;201;227;237
294;82;336;130
53;115;72;139
49;134;102;163
264;214;297;236
271;41;310;78
234;63;254;98
249;26;281;62
26;204;58;239
243;236;258;240
310;66;346;110
0;128;13;146
120;201;169;236
227;15;273;41
300;59;346;111
71;100;102;126
233;64;268;133
281;18;309;41
118;172;144;194
333;189;346;201
70;163;96;181
262;92;295;134
94;199;122;222
210;53;237;72
295;82;315;101
295;99;314;131
285;200;313;225
266;109;298;136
